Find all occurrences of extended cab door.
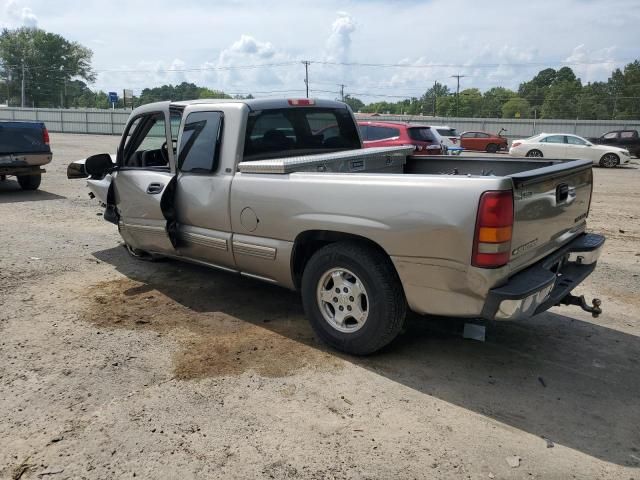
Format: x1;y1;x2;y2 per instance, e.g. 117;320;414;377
113;103;176;255
171;105;235;269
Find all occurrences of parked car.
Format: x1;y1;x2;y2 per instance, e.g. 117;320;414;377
0;120;52;190
460;130;508;153
587;129;640;158
432;125;460;148
509;133;631;168
69;98;604;355
358;121;445;155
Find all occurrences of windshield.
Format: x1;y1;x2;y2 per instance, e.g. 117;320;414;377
243;107;361;161
437;128;458;137
408;127;436;142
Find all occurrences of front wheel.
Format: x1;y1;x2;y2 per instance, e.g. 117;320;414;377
301;241;406;355
525;149;543;158
17;174;41;190
599;153;619;168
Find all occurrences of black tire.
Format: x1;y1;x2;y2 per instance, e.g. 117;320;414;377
525;149;543;158
301;241;407;355
486;143;498;153
17;174;41;190
599;153;619;168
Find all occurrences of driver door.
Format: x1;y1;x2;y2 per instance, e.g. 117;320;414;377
113;103;176;255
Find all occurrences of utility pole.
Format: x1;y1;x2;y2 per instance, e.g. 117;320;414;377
338;83;345;102
301;61;310;98
450;74;466;117
21;61;26;108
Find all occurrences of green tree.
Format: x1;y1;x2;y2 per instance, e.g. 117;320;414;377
0;27;95;107
481;87;516;118
541;76;582;118
343;94;364;112
502;97;531;118
518;68;557;111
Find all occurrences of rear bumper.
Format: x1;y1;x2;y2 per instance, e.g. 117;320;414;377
481;233;605;321
0;153;52;175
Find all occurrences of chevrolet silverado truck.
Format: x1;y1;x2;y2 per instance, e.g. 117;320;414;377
68;98;605;355
0;121;52;190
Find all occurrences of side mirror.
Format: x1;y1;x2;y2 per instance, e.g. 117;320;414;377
85;153;114;177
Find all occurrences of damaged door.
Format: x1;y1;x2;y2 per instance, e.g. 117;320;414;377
113;103;176;255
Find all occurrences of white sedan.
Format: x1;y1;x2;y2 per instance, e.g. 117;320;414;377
509;133;631;168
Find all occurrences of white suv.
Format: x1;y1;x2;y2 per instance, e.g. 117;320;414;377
432;126;460;148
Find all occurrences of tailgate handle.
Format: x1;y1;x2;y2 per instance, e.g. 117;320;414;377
556;183;569;204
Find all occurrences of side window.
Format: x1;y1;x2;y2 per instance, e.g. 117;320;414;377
542;135;565;144
603;132;617;140
358;125;369;140
122;113;169;169
566;136;586;145
367;126;400;141
178;111;223;173
477;132;490;138
620;131;637;139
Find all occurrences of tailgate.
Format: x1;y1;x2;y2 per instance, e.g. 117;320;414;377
0;122;50;155
508;160;593;272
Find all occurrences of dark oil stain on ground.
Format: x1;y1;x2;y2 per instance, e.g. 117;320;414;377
84;279;344;379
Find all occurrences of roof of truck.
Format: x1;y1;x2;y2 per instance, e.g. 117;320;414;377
169;98;348;110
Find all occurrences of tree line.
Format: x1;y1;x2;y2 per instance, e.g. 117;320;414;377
1;26;639;119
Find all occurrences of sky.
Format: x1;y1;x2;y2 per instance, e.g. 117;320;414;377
1;0;639;102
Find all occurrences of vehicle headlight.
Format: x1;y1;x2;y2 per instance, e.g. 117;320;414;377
622;150;630;156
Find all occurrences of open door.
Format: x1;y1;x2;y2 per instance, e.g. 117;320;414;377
112;102;178;255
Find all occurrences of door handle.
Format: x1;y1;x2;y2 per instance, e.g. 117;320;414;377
146;182;164;194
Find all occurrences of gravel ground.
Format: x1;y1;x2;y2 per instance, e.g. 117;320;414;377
1;133;639;480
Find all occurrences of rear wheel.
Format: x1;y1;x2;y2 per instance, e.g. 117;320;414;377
599;153;619;168
301;241;406;355
525;149;543;158
17;174;41;190
486;143;498;153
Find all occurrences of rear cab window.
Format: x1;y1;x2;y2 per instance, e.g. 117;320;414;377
243;107;360;161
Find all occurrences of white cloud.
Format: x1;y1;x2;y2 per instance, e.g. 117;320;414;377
324;11;355;63
2;0;38;28
565;44;619;84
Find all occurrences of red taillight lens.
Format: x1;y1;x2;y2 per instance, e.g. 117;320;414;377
512;142;521;148
43;127;50;145
288;99;315;106
472;190;514;268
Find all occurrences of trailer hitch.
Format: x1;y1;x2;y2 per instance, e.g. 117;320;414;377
559;294;602;318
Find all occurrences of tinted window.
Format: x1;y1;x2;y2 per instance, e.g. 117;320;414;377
243;107;360;161
367;126;400;141
461;132;476;138
437;128;458;137
542;135;565;144
358;125;368;140
566;136;587;145
408;127;435;142
476;132;490;138
178;111;223;173
620;131;637;139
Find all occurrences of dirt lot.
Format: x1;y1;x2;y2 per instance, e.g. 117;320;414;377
1;133;639;480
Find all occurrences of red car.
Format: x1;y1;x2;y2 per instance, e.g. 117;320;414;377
357;121;445;155
460;131;508;153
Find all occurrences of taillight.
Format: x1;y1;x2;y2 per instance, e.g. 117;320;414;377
288;99;315;106
512;142;521;148
43;127;50;145
472;190;514;268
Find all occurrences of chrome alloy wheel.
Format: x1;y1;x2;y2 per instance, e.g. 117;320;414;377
316;268;369;333
601;153;619;168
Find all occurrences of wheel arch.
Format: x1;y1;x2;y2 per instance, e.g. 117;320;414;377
290;230;398;290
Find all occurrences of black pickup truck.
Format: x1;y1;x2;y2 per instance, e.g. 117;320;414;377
588;129;640;157
0;121;52;190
